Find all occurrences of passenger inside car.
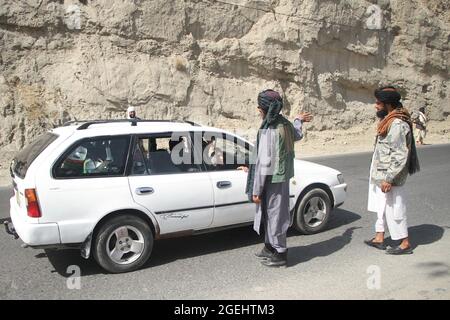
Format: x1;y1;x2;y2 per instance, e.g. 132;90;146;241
83;143;109;174
169;137;195;172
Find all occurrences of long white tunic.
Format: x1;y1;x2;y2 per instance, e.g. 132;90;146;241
368;153;408;240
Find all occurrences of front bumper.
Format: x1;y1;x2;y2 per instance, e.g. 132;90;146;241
330;183;347;208
9;197;61;246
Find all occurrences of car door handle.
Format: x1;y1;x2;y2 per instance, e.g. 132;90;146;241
217;181;232;188
135;187;154;195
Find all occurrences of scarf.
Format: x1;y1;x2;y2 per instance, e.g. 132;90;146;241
245;95;283;200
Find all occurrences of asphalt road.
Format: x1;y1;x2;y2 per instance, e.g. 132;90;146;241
1;144;449;300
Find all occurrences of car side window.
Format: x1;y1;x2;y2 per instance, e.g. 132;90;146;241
54;136;130;178
130;133;201;175
201;132;251;171
131;141;149;175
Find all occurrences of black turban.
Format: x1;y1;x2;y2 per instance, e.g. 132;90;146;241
374;87;402;108
257;89;283;113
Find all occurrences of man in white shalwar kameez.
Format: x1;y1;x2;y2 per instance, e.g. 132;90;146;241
413;106;428;145
365;86;420;255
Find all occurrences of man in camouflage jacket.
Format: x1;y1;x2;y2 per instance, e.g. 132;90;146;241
365;86;420;255
370;118;411;188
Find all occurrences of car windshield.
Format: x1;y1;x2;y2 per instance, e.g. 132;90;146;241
12;132;59;179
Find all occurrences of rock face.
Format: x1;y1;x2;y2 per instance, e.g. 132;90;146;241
0;0;449;167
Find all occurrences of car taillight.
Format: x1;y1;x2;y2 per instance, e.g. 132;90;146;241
25;189;41;218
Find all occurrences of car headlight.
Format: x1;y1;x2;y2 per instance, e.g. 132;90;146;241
337;174;345;184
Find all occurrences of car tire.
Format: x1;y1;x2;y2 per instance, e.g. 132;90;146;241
93;215;153;273
293;188;331;234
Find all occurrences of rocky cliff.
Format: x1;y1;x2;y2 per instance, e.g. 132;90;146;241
0;0;449;171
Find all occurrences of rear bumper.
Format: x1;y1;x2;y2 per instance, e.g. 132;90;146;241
9;197;61;246
330;183;347;208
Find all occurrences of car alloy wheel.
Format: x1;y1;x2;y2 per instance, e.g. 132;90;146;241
106;225;145;265
303;196;328;228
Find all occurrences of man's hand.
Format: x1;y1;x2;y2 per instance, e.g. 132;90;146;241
381;181;392;193
237;166;249;172
252;195;261;204
297;112;313;123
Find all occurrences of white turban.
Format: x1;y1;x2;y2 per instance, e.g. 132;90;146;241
127;106;135;119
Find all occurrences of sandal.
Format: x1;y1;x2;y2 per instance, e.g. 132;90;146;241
386;245;413;255
364;238;387;250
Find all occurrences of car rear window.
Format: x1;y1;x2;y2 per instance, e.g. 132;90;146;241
53;136;131;179
12;132;59;179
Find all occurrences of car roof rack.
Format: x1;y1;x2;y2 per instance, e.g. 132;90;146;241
61;119;201;130
183;120;201;127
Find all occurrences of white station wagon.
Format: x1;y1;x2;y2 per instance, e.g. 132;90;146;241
5;119;347;273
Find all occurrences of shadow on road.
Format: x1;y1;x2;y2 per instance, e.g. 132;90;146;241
0;217;11;225
416;261;449;278
385;224;445;249
409;224;445;249
43;249;104;276
42;208;361;276
147;208;360;269
285;208;361;237
287;227;361;267
324;208;362;231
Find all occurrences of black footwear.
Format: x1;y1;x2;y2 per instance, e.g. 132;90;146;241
364;238;386;250
386;245;413;255
255;245;274;259
261;251;287;267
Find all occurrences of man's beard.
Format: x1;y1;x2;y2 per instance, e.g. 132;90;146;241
376;109;388;119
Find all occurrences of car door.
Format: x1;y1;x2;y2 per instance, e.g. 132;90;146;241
199;131;255;228
127;132;214;235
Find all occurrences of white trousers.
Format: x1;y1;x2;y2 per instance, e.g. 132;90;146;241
368;183;408;241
